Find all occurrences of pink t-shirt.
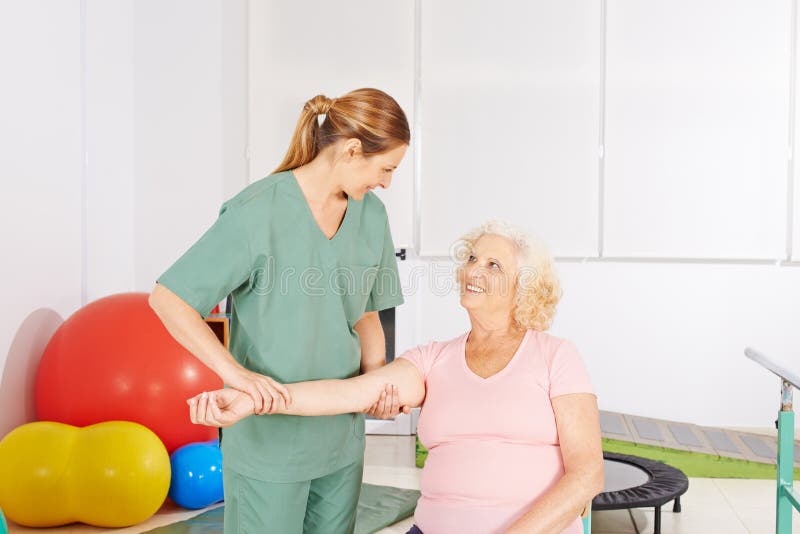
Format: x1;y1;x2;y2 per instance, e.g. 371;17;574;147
400;329;595;534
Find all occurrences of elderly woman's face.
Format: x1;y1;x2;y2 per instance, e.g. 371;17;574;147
458;234;519;314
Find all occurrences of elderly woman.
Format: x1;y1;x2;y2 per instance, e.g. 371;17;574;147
189;220;604;534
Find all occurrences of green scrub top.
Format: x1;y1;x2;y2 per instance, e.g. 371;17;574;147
156;170;404;482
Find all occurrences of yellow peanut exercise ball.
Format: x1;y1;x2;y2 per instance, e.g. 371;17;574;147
0;421;170;527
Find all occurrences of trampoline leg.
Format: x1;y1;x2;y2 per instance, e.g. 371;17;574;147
653;505;661;534
673;496;681;513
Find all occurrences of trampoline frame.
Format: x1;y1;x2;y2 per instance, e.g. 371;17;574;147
592;452;689;534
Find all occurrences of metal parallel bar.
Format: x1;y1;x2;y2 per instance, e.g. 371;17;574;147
582;509;591;534
782;379;794;412
782;486;800;511
777;403;797;534
744;347;800;390
744;349;799;534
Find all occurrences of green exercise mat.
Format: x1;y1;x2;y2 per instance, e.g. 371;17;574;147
142;483;419;534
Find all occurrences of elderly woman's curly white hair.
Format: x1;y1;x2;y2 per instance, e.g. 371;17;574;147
453;219;562;331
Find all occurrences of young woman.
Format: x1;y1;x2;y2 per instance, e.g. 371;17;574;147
149;88;410;534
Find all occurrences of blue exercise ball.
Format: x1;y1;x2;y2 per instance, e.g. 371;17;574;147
0;505;7;534
168;439;223;509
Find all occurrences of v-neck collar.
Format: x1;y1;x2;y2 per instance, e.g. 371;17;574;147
461;329;531;383
288;169;352;243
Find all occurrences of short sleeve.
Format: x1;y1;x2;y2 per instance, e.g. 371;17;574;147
156;202;252;318
398;341;438;381
548;340;595;399
364;218;404;312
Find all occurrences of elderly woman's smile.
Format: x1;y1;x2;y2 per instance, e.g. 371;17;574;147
465;283;484;293
458;232;520;314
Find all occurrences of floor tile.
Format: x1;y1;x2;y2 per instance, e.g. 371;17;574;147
631;507;749;534
713;478;782;510
364;435;417;468
733;506;800;534
373;516;415;534
362;465;421;490
591;509;637;533
675;477;731;507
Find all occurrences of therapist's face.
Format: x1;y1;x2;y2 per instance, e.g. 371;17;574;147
340;142;407;200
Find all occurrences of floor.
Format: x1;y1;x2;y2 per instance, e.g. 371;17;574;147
364;435;800;534
7;435;800;534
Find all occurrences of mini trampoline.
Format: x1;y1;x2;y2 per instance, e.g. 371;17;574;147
592;452;689;534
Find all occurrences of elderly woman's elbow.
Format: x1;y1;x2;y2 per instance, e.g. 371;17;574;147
588;459;605;496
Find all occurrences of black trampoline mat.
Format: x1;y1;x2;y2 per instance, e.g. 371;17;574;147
603;458;651;492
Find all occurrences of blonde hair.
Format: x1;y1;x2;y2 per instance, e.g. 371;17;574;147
454;220;561;331
273;88;410;174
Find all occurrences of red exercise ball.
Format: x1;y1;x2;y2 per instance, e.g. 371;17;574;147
35;293;222;452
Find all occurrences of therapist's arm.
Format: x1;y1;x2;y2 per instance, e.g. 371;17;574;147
149;283;290;414
189;359;425;425
355;311;387;373
354;311;410;418
503;393;604;534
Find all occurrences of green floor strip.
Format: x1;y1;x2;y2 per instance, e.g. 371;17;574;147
602;438;800;480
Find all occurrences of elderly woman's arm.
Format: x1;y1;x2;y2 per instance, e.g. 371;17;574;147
504;393;604;534
279;358;424;415
189;359;425;426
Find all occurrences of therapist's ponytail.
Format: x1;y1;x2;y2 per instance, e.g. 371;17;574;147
273;88;410;174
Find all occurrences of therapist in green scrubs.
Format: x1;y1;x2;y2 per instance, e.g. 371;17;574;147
149;88;410;534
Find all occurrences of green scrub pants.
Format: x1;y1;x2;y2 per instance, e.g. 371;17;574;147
222;459;364;534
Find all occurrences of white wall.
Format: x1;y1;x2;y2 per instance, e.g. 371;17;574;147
0;0;84;322
603;0;790;259
0;1;84;437
418;0;601;257
248;0;415;248
394;255;800;428
86;0;136;301
134;0;248;291
0;0;248;438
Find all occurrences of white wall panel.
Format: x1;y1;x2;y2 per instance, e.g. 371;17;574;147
249;0;415;248
0;0;83;326
0;0;83;436
793;0;800;261
551;260;800;427
134;0;236;291
401;255;800;427
605;0;791;259
221;0;249;201
86;0;136;300
419;0;601;257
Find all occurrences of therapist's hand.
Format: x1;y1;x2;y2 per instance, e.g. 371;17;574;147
221;365;291;415
364;384;412;419
188;389;255;428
